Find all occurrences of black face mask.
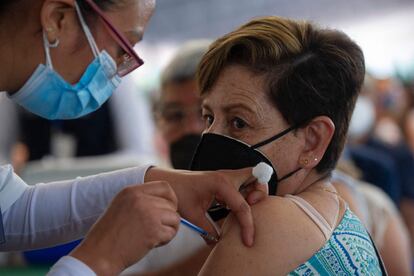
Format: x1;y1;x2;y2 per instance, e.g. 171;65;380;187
190;126;300;221
169;134;202;169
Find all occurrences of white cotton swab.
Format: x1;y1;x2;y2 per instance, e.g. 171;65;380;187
253;162;273;185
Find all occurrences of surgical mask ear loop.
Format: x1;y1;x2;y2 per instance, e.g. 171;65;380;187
41;1;100;71
42;31;60;70
74;1;100;59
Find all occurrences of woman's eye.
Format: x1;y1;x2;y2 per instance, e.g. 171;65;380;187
232;117;247;129
203;114;214;127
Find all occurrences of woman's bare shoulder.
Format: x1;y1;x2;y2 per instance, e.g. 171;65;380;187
198;196;326;275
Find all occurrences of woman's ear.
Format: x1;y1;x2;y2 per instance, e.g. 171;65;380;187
298;116;335;168
40;0;79;45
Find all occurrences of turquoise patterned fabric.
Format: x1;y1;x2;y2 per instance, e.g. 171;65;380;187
289;208;382;275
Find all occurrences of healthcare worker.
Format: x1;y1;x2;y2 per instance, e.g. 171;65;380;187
0;0;267;275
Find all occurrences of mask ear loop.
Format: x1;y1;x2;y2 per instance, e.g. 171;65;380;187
251;122;306;193
42;31;60;70
74;1;100;59
251;124;298;149
42;2;100;70
278;167;302;182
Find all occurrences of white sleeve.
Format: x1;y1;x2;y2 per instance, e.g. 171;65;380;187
47;256;96;276
0;165;29;213
1;164;151;251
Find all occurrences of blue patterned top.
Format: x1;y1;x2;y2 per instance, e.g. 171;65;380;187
289;208;382;275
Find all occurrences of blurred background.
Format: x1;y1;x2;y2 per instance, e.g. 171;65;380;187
1;0;414;274
135;0;414;91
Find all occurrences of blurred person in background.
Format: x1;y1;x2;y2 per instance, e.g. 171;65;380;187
153;40;212;170
336;97;413;274
402;78;414;152
348;75;414;255
400;76;414;257
346;85;401;203
333;160;412;275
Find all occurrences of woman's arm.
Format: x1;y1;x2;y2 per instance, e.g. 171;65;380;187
198;197;325;275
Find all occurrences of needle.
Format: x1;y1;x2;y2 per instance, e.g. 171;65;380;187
180;217;219;243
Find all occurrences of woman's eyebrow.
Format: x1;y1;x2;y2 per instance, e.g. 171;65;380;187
202;100;257;116
223;103;256;115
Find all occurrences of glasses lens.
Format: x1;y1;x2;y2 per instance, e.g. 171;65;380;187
103;27;144;76
85;0;143;76
117;53;141;76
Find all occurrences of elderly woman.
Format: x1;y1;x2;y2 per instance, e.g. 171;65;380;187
191;16;383;275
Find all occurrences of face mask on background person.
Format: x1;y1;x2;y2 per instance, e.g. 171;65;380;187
190;125;302;221
9;2;121;120
348;95;375;141
169;134;202;169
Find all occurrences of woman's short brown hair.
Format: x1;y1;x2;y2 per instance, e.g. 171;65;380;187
197;16;365;174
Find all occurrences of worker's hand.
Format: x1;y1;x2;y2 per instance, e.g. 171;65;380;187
70;181;180;275
145;167;268;247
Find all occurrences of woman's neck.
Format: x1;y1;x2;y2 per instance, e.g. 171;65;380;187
277;169;332;196
298;170;333;194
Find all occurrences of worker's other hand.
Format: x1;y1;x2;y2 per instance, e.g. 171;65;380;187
70;181;180;275
145;167;268;247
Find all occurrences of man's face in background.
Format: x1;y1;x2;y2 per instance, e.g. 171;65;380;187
154;79;205;169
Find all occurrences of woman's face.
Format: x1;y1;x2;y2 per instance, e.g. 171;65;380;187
201;65;304;189
49;0;155;84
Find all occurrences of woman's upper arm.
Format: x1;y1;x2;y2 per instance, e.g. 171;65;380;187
198;198;321;275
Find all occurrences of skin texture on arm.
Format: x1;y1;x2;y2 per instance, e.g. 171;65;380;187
198;197;330;276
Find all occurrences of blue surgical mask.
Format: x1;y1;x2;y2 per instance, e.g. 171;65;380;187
9;2;121;120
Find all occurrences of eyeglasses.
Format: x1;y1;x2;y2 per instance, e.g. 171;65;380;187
83;0;144;77
159;105;203;126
